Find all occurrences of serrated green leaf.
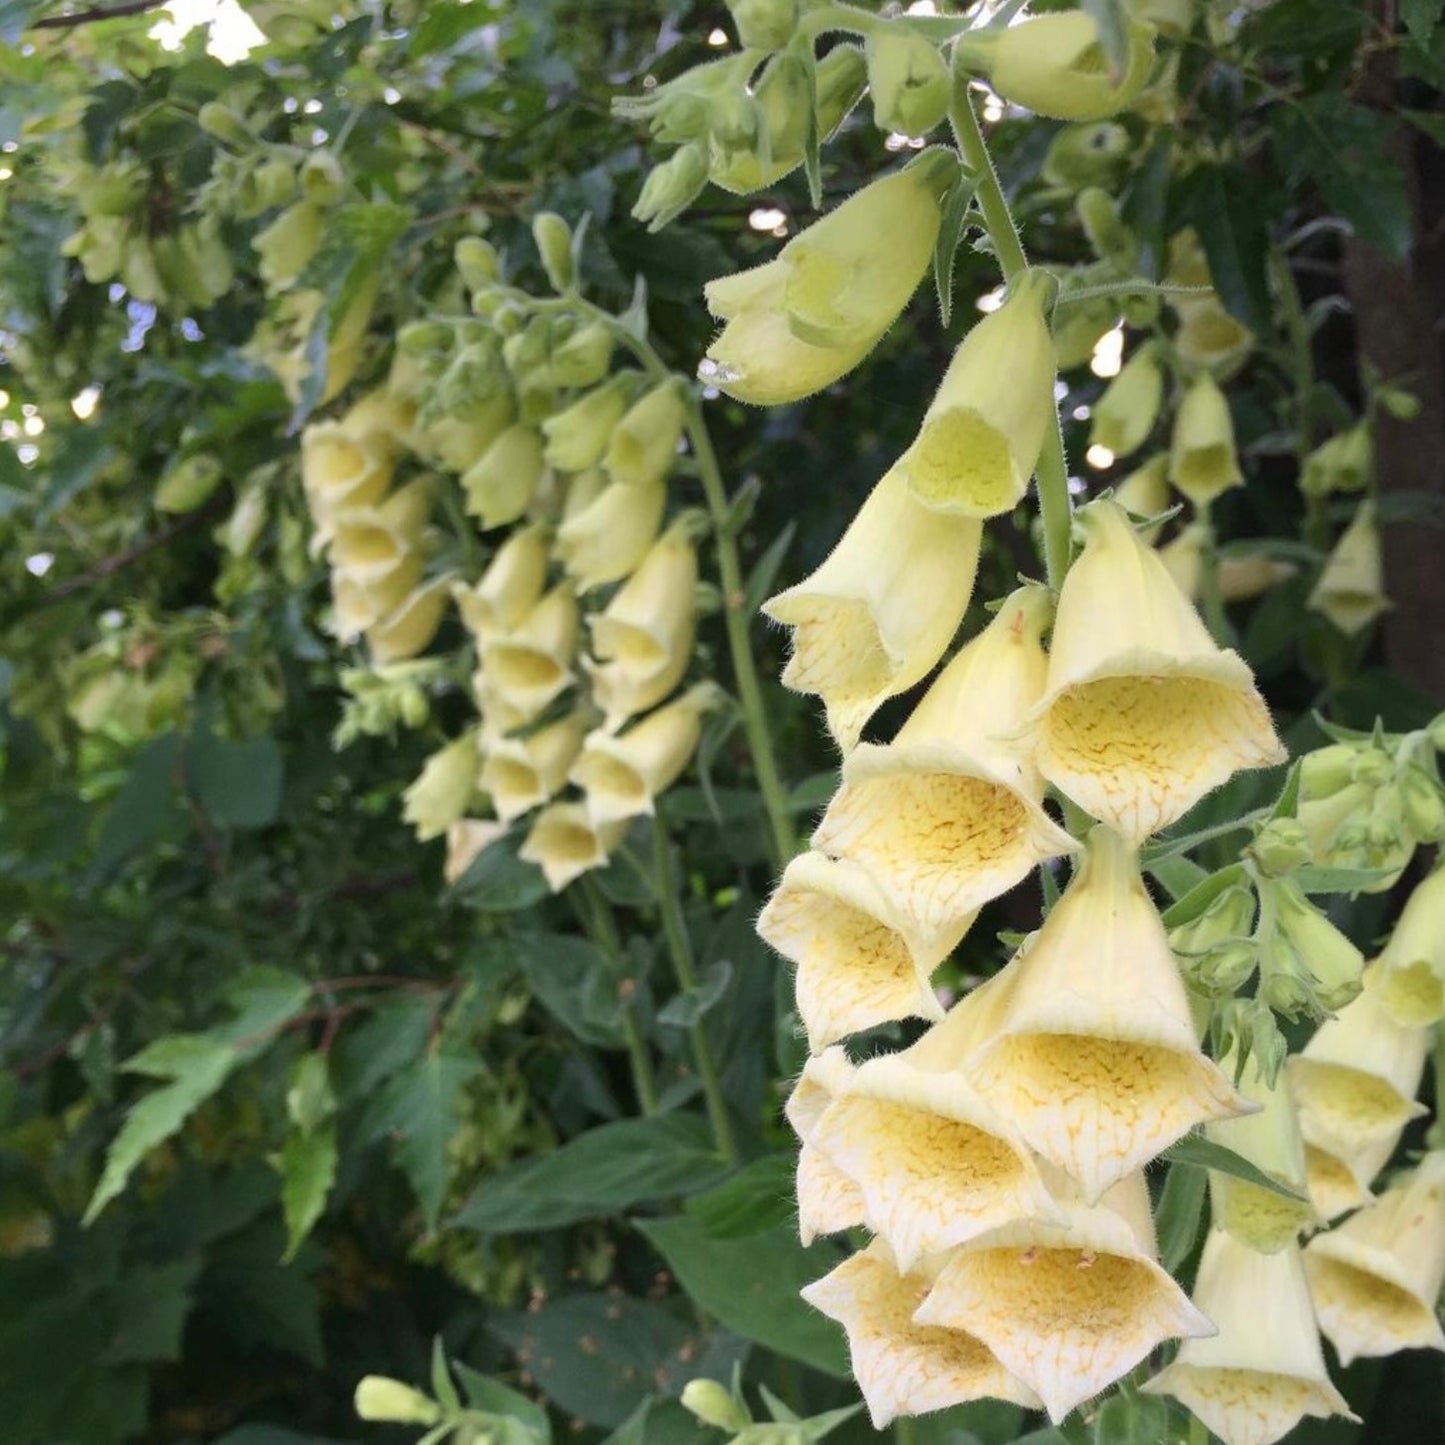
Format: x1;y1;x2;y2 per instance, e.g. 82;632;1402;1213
1178;164;1272;333
455;1114;729;1233
1161;1134;1307;1200
277;1124;337;1262
286;1052;335;1134
507;933;626;1048
104;1257;202;1365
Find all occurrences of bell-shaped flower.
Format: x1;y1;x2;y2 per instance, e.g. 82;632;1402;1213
1304;1151;1445;1364
1169;370;1243;507
331;554;425;642
784;1049;868;1245
518;801;626;893
812;585;1076;942
451;524;550;645
892;270;1057;518
1143;1231;1354;1445
1206;1043;1317;1253
1173;298;1255;380
864;28;950;139
1377;861;1445;1026
478;582;580;720
1158;521;1207;600
955;13;1156;121
460;424;545;529
554;475;666;593
758;850;974;1052
402;730;481;842
1287;964;1430;1166
967;826;1253;1201
700;152;953;405
541;376;633;473
1112;452;1171;541
915;1171;1212;1423
479;712;589;822
1308;499;1390;637
1301;422;1372;497
300;421;394;546
602;380;687;489
443;818;508;886
1304;1128;1402;1224
1089;341;1163;461
810;965;1058;1269
328;478;434;571
801;1241;1041;1429
550;321;614;389
584;523;697;727
761;465;983;752
367;574;453;666
1027;498;1285;843
568;682;722;826
416;394;516;475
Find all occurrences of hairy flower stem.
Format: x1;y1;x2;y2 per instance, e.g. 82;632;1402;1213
1198;502;1232;645
949;76;1074;592
651;814;739;1163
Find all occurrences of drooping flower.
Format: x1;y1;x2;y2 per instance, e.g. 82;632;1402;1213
1308;499;1390;637
331;554;424;642
540;375;634;472
478;582;581;720
602;380;688;488
1027;498;1285;843
966;826;1253;1201
478;712;589;822
402;730;482;842
1143;1230;1354;1445
892;270;1057;518
761;465;983;752
1303;1129;1401;1224
757;850;973;1052
1089;340;1163;461
915;1170;1212;1423
300;421;395;548
811;584;1076;942
443;818;508;886
801;1240;1041;1429
1169;371;1243;506
1303;1151;1445;1364
553;475;666;592
1173;298;1254;380
451;523;550;645
1377;860;1445;1026
518;801;627;892
784;1049;867;1246
701;152;954;405
367;574;454;665
460;423;546;529
863;28;950;139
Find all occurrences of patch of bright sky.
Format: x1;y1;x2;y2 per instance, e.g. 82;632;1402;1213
150;0;265;64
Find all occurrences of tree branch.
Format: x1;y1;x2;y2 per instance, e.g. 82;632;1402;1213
45;498;223;602
33;0;167;29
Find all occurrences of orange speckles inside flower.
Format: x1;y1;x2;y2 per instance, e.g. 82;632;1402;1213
1302;1256;1440;1363
1155;1368;1343;1445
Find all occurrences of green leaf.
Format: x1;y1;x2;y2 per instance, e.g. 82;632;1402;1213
277;1123;337;1262
1079;0;1131;80
186;730;283;829
508;933;626;1048
1159;862;1249;929
637;1216;849;1377
430;1335;461;1415
656;959;733;1029
685;1152;797;1239
1177;163;1272;333
286;1052;335;1135
332;994;434;1098
93;732;189;870
742;520;796;621
359;1048;482;1228
933;168;980;328
1401;0;1442;42
455;1114;729;1233
452;1362;551;1442
1270;96;1412;261
1145;853;1209;902
453;831;552;912
601;1398;714;1445
1161;1134;1307;1200
1404;107;1445;147
1154;1160;1208;1272
104;1257;202;1365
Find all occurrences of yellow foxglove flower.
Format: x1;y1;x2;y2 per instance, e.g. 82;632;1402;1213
915;1171;1212;1423
367;574;453;666
568;682;722;826
1301;422;1372;497
1287;964;1430;1164
784;1049;867;1245
1112;452;1171;541
554;475;666;592
331;555;425;642
1377;861;1445;1026
1169;370;1243;506
461;423;546;530
328;479;434;570
1142;1231;1353;1445
338;385;418;451
968;827;1252;1201
955;13;1156;121
1089;341;1163;460
701;154;952;405
757;851;973;1052
762;465;983;752
801;1240;1041;1428
518;801;626;892
541;376;632;473
1174;298;1254;380
478;582;580;720
893;271;1056;518
1261;877;1364;1015
602;380;687;489
253;199;323;289
300;422;394;545
478;712;589;823
417;394;516;475
864;28;949;139
1305;1126;1404;1224
561;466;609;521
584;524;697;728
550;321;614;389
1158;521;1207;600
1029;498;1284;842
402;731;481;842
451;524;550;644
1221;553;1296;602
1308;499;1389;637
1304;1151;1445;1364
443;817;507;886
810;965;1058;1269
812;585;1076;943
1206;1044;1317;1252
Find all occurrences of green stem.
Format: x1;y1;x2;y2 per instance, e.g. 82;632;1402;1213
650;814;738;1163
1198;502;1231;645
575;879;659;1116
1272;249;1329;552
894;1419;917;1445
1188;1410;1210;1445
948;72;1073;590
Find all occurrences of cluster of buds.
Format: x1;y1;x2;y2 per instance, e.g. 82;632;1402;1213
297;217;724;891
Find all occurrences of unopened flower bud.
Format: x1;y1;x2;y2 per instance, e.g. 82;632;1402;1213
455;235;501;291
710;50;812;193
680;1378;751;1432
1169;884;1257;957
155;452;224;513
1089;339;1162;460
1076;186;1137;267
300;150;345;204
1300;423;1371;498
815;43;869;134
1258;935;1317;1020
1401;766;1445;843
253;199;324;289
710;86;762;152
1188;940;1260;996
1299;743;1358;799
397;319;455;358
353;1375;442;1425
542;376;633;472
532;211;574;293
1041;123;1131;192
549;321;614;389
198;100;252;146
865;28;949;139
236;156;297;217
1270;879;1364;1013
1051;284;1119;369
1169;370;1243;506
1249;818;1312;878
1349;747;1394;788
724;0;796;50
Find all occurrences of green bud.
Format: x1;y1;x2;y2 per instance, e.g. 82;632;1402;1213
1051;283;1120;370
1249;818;1312;878
725;0;797;51
456;235;501;291
532;211;574;293
865;28;950;139
1041;122;1132;191
1401;766;1445;843
1187;940;1259;995
398;686;430;729
198;100;252;146
633;144;710;232
300;150;346;205
398;319;457;358
1350;746;1394;788
1169;884;1256;957
353;1375;442;1425
815;43;869;136
252;199;324;290
1076;187;1137;268
680;1378;751;1432
756;51;812;161
550;321;614;389
1299;743;1359;799
155;453;224;513
1256;935;1316;1020
1300;423;1372;498
236;156;297;218
1376;384;1420;421
1270;878;1363;1013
